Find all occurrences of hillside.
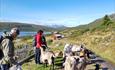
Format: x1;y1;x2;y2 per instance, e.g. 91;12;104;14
0;22;56;32
66;13;115;30
61;13;115;64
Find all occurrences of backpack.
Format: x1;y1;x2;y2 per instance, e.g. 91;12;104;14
42;36;47;45
32;35;37;47
0;35;4;60
0;35;3;43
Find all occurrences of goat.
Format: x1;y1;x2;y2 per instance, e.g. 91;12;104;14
63;43;72;58
71;45;81;52
63;44;85;57
40;46;55;70
63;55;79;70
78;48;87;70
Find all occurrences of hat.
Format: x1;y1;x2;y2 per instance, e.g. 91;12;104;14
37;30;43;33
10;27;20;35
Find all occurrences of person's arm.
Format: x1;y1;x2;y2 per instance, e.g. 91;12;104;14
2;39;17;65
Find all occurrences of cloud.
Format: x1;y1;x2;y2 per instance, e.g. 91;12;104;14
0;16;83;27
37;17;80;27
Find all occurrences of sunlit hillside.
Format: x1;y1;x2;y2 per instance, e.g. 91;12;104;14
61;13;115;64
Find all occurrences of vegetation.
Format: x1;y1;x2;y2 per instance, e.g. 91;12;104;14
102;15;113;26
22;57;63;70
61;13;115;64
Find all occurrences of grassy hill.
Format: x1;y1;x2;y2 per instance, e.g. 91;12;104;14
76;13;115;30
61;13;115;64
0;22;56;32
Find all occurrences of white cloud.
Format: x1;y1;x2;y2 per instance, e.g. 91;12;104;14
35;17;80;27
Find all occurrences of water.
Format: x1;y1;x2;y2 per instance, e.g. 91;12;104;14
0;31;51;37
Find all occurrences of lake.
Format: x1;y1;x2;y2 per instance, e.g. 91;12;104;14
0;31;51;37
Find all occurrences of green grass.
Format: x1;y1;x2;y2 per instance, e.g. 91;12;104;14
22;57;63;70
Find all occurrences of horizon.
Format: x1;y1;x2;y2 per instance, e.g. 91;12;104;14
0;0;115;27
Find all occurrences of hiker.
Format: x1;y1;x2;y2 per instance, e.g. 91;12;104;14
0;27;20;70
33;30;48;64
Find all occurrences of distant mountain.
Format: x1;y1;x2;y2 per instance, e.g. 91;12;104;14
0;22;56;32
46;24;67;29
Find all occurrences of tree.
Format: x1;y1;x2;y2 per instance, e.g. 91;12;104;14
102;15;113;26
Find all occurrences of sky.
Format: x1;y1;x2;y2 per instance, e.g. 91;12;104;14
0;0;115;27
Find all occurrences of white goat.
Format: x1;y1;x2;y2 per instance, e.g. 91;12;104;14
78;48;87;70
40;47;55;70
63;44;87;70
71;45;82;52
63;55;79;70
63;43;72;58
63;44;84;57
78;58;87;70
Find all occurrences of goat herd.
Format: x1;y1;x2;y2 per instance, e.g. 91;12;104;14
40;44;96;70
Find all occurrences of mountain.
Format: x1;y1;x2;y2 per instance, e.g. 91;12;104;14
46;24;67;29
0;22;56;32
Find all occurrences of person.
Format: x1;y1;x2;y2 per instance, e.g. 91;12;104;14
0;27;20;70
33;30;47;64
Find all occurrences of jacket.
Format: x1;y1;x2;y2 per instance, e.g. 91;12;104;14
0;32;16;65
36;33;47;48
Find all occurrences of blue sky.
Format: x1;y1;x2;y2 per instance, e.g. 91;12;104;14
0;0;115;27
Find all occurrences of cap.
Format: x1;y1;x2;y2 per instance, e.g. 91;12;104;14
10;27;20;35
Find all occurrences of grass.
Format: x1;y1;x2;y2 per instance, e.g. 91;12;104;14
21;28;115;70
66;30;115;64
88;43;115;64
22;57;63;70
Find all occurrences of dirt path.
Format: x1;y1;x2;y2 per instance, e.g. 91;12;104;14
86;56;115;70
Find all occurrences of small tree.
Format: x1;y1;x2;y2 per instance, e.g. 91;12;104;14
102;15;113;26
